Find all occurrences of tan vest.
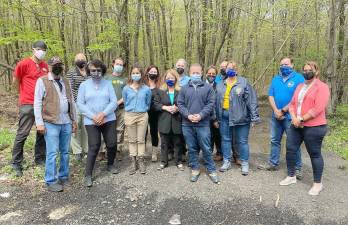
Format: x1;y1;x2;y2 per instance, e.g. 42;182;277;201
41;76;75;123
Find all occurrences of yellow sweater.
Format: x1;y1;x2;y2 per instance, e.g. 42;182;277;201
223;79;237;110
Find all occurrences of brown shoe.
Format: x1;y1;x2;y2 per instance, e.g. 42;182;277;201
96;152;106;161
129;156;137;175
138;157;146;174
213;154;223;161
235;159;242;166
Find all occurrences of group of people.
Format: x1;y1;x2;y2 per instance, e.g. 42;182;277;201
10;41;330;196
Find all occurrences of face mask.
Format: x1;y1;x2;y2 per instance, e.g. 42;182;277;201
131;73;141;82
75;60;86;69
303;71;315;80
52;65;63;76
90;70;102;81
34;49;46;60
166;79;175;87
148;73;158;80
226;69;237;77
176;67;184;75
190;73;202;82
280;65;293;77
113;65;123;73
220;68;226;77
206;76;215;83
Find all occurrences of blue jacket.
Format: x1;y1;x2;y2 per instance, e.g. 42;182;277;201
122;84;152;112
177;80;215;127
215;76;260;126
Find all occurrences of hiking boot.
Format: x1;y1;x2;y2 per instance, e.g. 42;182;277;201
151;147;158;162
208;172;221;184
129;156;137;175
107;165;119;174
241;161;249;176
257;163;280;171
84;176;93;187
75;153;83;162
138;157;146;174
279;176;296;186
177;163;184;171
12;164;23;177
213;154;223;161
96;152;106;161
296;169;303;180
47;183;64;192
190;170;200;182
58;179;70;186
219;160;231;172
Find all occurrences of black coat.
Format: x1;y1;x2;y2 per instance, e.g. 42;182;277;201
153;89;182;134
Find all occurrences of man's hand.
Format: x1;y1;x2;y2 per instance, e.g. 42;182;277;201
188;114;197;122
72;122;77;133
37;125;46;134
213;121;219;128
171;105;179;114
274;109;284;120
193;114;202;122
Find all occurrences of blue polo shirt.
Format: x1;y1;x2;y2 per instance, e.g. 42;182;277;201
214;73;224;84
268;71;304;119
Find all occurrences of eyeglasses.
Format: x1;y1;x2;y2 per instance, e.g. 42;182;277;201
90;69;102;72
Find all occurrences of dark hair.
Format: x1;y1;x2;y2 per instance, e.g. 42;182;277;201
206;65;218;75
112;57;124;65
145;65;161;86
127;64;146;85
86;59;107;76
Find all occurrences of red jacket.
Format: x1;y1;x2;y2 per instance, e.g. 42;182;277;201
289;78;330;127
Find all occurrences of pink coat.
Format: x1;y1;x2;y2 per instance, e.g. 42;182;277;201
289;78;330;127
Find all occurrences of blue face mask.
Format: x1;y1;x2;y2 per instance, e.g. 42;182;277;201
190;73;202;82
166;79;175;87
113;65;123;73
280;65;293;77
226;69;237;77
131;73;141;82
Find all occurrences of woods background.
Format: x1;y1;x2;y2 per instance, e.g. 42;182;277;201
0;0;347;111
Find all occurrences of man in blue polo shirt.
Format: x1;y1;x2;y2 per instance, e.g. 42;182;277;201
258;57;304;179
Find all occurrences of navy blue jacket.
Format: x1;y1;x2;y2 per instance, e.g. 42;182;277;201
177;80;215;127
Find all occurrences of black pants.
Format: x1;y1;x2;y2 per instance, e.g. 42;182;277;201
147;111;159;147
286;125;327;183
210;122;221;154
160;132;184;165
12;105;46;166
85;121;117;176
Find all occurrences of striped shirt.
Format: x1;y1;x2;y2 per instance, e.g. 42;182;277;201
66;67;88;101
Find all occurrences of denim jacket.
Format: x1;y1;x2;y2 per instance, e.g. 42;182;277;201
122;84;152;112
215;76;260;126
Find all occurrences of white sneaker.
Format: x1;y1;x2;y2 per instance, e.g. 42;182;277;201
279;176;297;186
308;183;323;196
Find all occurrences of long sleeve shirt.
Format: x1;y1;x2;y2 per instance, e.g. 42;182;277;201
77;78;118;125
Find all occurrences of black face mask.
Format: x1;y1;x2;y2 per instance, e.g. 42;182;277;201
303;71;315;80
148;73;158;80
52;65;63;76
176;68;184;75
75;60;86;69
220;68;226;77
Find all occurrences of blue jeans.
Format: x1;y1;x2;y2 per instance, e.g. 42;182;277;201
44;122;72;185
182;126;216;173
233;124;251;162
219;110;233;162
269;116;302;169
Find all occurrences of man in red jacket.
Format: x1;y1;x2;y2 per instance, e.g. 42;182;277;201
11;40;48;177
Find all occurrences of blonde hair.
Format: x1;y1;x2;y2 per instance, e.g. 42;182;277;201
161;69;180;91
303;61;320;77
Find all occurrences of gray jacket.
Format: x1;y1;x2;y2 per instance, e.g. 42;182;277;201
215;76;260;126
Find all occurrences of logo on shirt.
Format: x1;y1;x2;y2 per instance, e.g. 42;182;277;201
112;80;124;85
235;87;242;96
287;81;295;88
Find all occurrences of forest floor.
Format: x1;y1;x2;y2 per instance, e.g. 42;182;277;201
0;89;347;225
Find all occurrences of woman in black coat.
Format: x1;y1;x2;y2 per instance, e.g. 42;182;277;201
153;69;185;170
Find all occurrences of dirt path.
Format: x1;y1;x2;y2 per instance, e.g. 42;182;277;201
0;102;347;225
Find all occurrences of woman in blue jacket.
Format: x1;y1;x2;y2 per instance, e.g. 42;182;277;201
122;65;152;175
215;61;260;175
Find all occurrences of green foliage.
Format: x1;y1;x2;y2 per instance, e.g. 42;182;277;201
325;104;348;159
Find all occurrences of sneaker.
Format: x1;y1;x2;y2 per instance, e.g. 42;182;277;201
107;165;119;174
279;176;297;186
241;161;249;176
84;176;93;187
219;161;231;172
213;154;223;161
151;147;158;162
257;163;279;171
190;170;200;182
47;183;64;192
157;163;166;170
177;164;184;171
138;157;146;174
296;169;303;180
208;172;221;184
58;179;70;186
308;183;323;196
12;164;23;177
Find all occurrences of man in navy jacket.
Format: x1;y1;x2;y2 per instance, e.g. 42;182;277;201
177;63;220;184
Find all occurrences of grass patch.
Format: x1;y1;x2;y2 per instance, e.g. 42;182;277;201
325;104;348;160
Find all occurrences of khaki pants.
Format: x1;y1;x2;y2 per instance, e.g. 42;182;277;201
71;111;88;154
125;112;148;157
116;108;126;152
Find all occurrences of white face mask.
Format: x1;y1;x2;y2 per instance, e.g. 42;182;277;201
34;49;46;60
